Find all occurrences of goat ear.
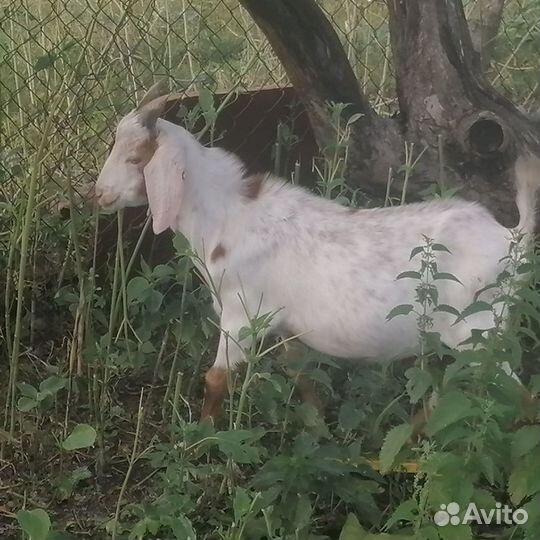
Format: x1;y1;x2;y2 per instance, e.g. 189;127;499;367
143;141;185;235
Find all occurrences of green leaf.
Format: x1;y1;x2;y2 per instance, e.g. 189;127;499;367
522;494;540;539
39;375;67;397
17;397;38;412
386;304;414;321
152;264;175;279
432;243;451;253
16;509;51;540
145;289;163;313
511;426;540;461
126;276;150;304
339;514;367;540
294;494;312;531
198;87;215;114
405;367;432;404
433;272;462;284
456;301;492;322
435;304;460;317
379;423;413;474
173;233;190;254
437;524;472;540
508;465;529;506
233;488;251;523
140;341;156;354
238;325;253;342
396;271;421;280
296;402;321;428
409;246;424;260
17;382;38;400
62;424;96;451
215;429;264;464
425;391;472;436
477;454;496;485
169;515;196;540
508;456;540;505
384;499;418;529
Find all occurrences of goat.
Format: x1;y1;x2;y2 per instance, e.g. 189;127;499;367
95;83;539;421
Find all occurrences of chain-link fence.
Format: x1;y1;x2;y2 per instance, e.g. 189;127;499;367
0;0;538;281
0;0;538;194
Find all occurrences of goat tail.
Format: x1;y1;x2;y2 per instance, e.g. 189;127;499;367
514;152;540;234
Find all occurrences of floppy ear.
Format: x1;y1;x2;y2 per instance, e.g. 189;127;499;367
144;141;185;235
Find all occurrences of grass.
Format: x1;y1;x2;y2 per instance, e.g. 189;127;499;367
0;0;540;539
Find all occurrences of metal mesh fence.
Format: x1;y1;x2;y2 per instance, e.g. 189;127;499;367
491;0;539;107
1;0;538;178
0;0;538;267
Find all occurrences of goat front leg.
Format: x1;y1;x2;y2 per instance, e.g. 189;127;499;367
201;320;249;421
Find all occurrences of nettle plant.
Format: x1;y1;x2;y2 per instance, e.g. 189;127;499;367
380;234;540;540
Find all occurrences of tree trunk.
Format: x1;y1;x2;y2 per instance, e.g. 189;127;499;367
240;0;540;227
238;0;403;190
388;0;540;226
468;0;506;70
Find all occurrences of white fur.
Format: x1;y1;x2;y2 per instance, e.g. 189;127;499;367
96;112;539;374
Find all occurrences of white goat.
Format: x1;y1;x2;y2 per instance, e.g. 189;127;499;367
95;84;539;419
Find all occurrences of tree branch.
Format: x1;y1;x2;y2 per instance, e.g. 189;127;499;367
239;0;402;192
238;0;373;143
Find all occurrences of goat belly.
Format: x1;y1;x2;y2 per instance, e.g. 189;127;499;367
280;271;421;362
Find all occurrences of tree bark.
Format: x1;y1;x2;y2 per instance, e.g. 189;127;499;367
468;0;506;70
238;0;403;191
240;0;540;227
388;0;540;226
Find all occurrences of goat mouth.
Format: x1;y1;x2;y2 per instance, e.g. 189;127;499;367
99;194;120;210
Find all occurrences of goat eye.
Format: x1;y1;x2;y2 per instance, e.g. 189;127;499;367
127;156;142;165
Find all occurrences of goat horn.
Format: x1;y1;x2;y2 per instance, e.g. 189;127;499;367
138;80;169;109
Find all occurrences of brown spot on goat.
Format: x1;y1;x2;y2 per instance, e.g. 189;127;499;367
201;366;229;420
242;173;267;200
211;243;226;262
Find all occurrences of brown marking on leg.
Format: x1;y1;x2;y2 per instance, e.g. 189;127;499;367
201;366;229;421
211;243;226;262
